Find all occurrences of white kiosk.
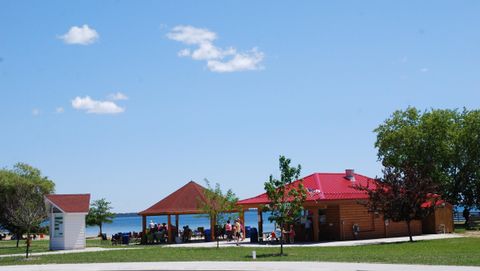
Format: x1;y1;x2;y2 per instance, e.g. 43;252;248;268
45;194;90;250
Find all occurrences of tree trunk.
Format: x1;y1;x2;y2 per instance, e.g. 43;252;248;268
463;208;470;228
406;220;413;242
16;232;20;248
280;224;284;256
25;233;30;258
99;223;103;237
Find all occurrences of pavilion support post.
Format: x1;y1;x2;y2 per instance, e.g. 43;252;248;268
175;214;179;238
240;209;245;239
142;215;147;235
257;208;263;242
167;214;172;244
313;208;319;242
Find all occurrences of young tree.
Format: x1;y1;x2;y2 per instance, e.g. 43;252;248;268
0;163;55;257
86;198;114;237
355;165;439;242
199;179;238;248
264;156;307;255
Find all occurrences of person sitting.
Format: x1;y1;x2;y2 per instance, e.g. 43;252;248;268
182;225;192;243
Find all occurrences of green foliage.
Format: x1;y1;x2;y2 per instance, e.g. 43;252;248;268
0;163;55;257
86;199;114;236
199;179;238;248
374;107;480;217
264;156;307;255
355;166;439;241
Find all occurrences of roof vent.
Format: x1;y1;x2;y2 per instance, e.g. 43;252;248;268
345;169;355;182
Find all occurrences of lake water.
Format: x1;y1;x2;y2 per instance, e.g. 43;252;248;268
86;210;275;237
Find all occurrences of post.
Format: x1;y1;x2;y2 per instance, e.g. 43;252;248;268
257;208;263;242
313;208;319;242
142;215;147;235
167;214;172;243
175;214;179;238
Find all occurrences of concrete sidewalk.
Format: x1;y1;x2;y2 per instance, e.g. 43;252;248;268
1;261;480;271
164;233;462;248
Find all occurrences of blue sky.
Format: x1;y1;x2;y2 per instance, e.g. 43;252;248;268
1;1;479;212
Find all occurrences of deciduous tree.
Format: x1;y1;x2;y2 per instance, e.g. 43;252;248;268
264;156;306;255
86;198;114;237
199;179;238;248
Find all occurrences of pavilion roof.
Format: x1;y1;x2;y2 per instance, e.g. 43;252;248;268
237;172;375;206
139;181;209;215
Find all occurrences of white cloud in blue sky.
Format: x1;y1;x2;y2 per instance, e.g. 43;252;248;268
167;25;264;73
71;96;125;114
108;92;129;101
59;25;99;45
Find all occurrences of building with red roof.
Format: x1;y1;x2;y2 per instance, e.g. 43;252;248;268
138;181;224;243
45;194;90;250
237;169;453;242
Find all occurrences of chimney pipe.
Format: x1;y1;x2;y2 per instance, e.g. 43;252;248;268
345;169;355;181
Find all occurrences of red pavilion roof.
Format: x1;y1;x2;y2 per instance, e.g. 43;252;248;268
238;172;376;206
139;181;209;215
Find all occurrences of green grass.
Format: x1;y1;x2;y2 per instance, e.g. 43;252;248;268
0;239;113;256
1;237;480;266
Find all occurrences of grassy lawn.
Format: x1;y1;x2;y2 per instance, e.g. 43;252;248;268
0;239;113;256
1;237;480;266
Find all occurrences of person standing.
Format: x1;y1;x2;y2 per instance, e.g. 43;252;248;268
288;225;296;244
304;217;312;241
234;218;241;246
225;220;233;241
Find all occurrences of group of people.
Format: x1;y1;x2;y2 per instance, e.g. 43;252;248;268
224;218;244;245
148;220;175;243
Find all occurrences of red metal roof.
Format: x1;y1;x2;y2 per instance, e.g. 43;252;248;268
238;172;376;205
139;181;209;215
45;194;91;213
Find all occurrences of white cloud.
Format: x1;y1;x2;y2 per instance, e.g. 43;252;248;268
207;49;264;73
167;25;217;45
60;25;99;45
167;25;264;73
420;68;429;72
108;92;128;101
32;109;40;116
72;96;125;114
56;107;64;113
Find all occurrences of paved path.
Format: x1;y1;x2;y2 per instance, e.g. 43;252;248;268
0;247;138;258
164;233;462;248
1;261;480;271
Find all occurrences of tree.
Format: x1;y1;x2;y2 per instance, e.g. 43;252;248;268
199;179;238;248
0;163;55;257
375;107;480;226
355;165;439;242
86;199;114;237
453;109;480;227
264;156;307;255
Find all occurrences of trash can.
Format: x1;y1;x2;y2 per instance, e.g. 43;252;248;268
245;226;251;238
122;233;130;245
204;229;211;242
250;227;258;243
